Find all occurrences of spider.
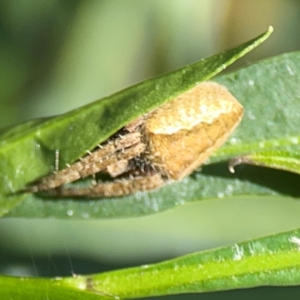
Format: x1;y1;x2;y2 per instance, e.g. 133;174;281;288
27;82;243;198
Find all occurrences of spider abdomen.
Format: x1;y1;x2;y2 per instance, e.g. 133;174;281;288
143;82;244;180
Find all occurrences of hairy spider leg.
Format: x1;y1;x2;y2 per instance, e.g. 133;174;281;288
28;132;144;192
54;173;164;197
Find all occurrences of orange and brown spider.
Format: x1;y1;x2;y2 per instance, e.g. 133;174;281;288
26;82;243;198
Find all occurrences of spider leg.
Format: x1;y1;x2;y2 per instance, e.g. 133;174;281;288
125;115;146;132
52;173;165;197
106;160;129;177
28;132;144;192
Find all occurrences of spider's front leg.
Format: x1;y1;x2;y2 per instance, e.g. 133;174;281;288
52;173;165;197
27;132;144;192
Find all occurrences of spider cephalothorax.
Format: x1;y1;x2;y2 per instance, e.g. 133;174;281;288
27;82;243;197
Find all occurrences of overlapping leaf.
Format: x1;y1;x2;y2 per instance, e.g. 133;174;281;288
0;28;282;219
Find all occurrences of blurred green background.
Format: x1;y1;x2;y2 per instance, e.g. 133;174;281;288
2;1;300;299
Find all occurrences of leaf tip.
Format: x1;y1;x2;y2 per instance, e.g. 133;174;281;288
228;156;253;173
267;25;274;34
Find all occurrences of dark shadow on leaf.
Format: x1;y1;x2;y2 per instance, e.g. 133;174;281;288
200;162;300;198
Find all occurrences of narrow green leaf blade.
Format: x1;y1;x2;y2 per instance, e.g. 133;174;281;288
68;228;300;297
3;227;300;298
229;150;300;175
0;275;112;300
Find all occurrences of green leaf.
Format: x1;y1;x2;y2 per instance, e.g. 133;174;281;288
228;150;300;175
3;228;300;298
0;275;113;300
0;27;274;218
